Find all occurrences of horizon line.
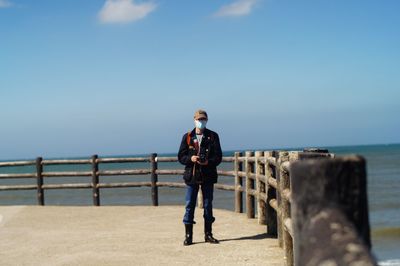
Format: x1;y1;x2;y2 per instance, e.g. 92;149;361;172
1;142;399;162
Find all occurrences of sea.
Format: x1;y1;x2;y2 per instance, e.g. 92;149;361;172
0;144;399;265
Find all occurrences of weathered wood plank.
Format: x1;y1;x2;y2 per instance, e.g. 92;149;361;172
245;151;255;219
42;172;92;177
255;151;266;225
92;155;100;206
155;170;184;175
265;151;278;237
217;170;235;176
151;153;158;206
0;185;37;191
0;160;36;167
0;173;36;179
156;182;186;188
42;183;92;189
98;170;151;176
98;182;152;188
214;184;235;191
279;152;292;264
97;157;151;163
42;159;91;165
36;157;44;206
234;152;243;213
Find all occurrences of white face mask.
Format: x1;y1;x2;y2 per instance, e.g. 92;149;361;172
195;120;207;130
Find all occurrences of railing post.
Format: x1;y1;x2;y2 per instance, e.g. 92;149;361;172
255;151;266;225
291;156;375;266
276;151;287;247
288;152;300;265
264;151;277;236
36;157;44;206
280;152;292;265
234;151;243;213
91;155;100;206
150;153;158;206
245;151;255;218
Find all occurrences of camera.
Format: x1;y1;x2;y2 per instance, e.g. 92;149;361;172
199;147;208;164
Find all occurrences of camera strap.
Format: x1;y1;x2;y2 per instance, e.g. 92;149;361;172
187;130;201;154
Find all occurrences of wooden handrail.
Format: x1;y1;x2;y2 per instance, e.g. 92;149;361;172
0;150;376;266
97;157;151;163
0;160;36;167
43;159;91;165
42;171;92;177
0;184;37;190
0;173;37;179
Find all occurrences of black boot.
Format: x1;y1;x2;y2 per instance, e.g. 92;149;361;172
204;222;219;244
183;224;193;246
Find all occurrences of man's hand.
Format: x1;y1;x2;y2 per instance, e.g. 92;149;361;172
191;156;208;165
191;156;199;163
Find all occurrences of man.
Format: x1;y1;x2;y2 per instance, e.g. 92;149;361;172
178;109;222;246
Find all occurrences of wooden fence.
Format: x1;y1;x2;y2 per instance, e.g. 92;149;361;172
0;150;377;266
0;154;235;206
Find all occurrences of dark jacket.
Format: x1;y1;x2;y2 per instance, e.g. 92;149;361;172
178;128;222;185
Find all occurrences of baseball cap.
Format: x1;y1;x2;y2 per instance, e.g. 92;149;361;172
194;109;208;120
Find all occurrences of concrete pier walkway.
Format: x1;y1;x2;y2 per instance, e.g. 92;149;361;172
0;206;284;266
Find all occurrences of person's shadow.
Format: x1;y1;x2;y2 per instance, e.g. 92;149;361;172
219;232;274;242
191;233;274;244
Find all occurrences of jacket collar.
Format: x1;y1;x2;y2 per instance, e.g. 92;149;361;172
190;128;210;138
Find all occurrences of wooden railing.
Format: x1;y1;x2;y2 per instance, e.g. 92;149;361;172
232;149;335;265
0;154;236;206
0;150;377;266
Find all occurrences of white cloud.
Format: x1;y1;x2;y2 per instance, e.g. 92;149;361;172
0;0;12;8
98;0;157;24
214;0;259;17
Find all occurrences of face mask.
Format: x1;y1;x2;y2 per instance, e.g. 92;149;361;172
195;120;207;129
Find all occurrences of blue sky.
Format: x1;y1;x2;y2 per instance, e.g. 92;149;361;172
1;0;399;160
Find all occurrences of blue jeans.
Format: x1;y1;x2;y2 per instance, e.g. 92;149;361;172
183;183;215;225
